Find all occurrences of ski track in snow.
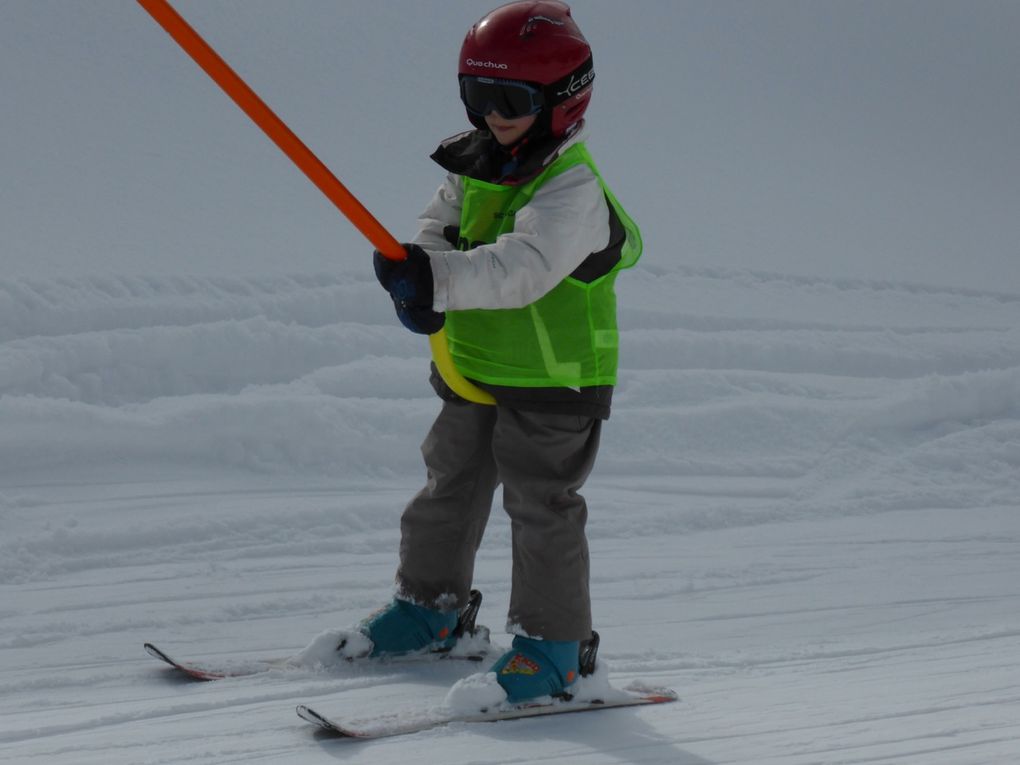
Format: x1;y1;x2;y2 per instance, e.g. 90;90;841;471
1;264;1019;764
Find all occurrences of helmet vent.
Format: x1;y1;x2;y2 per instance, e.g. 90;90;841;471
521;14;567;37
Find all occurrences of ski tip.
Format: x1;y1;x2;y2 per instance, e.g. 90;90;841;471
143;642;229;681
297;705;354;737
144;642;172;664
296;705;328;726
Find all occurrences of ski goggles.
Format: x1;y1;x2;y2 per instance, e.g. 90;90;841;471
459;76;544;119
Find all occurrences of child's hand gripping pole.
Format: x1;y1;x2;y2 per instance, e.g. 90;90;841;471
137;0;494;406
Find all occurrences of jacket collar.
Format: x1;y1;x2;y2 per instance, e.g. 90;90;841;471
431;122;587;185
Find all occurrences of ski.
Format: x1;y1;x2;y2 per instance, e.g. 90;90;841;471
295;683;678;739
144;642;296;680
144;638;492;681
147;591;491;680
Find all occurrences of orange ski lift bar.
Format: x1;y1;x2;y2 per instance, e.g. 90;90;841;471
137;0;494;405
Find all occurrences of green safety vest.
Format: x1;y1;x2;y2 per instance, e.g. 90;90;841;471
446;142;642;389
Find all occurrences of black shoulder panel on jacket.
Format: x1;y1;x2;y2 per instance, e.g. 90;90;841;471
568;197;625;283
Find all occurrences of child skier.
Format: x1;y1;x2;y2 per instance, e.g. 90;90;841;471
353;0;641;704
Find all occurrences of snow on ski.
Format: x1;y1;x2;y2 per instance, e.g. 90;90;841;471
295;684;678;739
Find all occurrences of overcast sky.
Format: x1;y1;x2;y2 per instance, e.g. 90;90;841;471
2;0;1018;291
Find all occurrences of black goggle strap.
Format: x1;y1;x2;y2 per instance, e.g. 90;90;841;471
544;55;595;108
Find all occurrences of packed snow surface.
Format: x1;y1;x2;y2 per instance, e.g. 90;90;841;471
2;265;1019;764
4;1;1019;761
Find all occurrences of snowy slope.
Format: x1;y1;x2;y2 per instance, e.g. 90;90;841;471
3;2;1020;761
2;265;1019;764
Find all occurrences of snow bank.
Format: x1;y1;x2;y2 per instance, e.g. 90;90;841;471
2;265;1018;507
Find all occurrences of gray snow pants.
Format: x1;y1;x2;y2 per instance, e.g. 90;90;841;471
396;400;601;642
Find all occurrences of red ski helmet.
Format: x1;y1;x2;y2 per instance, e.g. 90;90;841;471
458;1;594;136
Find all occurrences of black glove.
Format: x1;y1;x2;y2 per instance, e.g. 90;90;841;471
373;243;446;335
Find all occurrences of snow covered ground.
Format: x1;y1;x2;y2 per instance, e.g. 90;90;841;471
3;1;1020;760
2;265;1018;764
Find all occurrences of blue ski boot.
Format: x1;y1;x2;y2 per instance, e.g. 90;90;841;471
491;636;581;703
340;590;486;659
357;598;458;658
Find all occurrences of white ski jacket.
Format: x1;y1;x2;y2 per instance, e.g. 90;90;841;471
412;127;611;313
